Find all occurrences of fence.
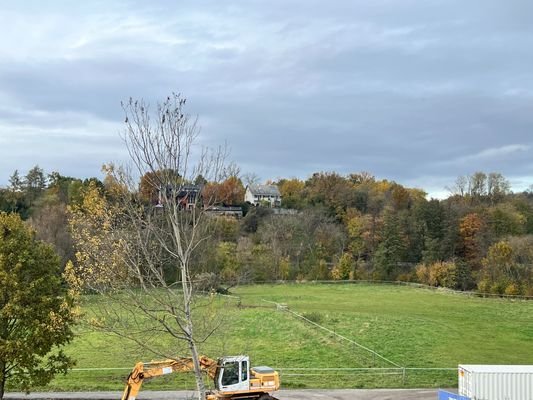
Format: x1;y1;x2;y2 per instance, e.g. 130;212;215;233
64;366;458;389
227;279;533;300
277;367;458;387
262;299;401;368
258;298;460;388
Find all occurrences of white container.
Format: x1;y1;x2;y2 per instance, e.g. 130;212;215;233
458;364;533;400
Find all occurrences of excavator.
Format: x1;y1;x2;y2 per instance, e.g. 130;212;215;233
121;355;280;400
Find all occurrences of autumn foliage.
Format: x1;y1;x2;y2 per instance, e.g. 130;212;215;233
202;176;245;205
2;166;533;296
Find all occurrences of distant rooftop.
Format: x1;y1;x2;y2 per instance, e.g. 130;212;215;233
247;184;280;196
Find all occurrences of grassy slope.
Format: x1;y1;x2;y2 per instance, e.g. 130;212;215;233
46;283;533;391
235;283;533;365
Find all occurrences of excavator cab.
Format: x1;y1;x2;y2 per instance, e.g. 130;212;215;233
215;355;279;397
216;355;250;393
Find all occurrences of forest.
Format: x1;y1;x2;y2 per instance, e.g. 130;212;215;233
1;166;532;296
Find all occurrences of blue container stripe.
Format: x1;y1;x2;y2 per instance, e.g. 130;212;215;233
438;389;471;400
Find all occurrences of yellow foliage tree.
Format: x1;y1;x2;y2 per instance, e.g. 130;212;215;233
331;252;353;280
479;241;516;294
416;261;457;288
68;181;129;291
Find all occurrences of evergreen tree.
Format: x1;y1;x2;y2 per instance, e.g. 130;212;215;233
374;208;407;279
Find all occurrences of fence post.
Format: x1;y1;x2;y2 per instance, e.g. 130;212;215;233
402;367;406;385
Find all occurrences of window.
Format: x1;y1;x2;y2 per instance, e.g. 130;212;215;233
241;360;248;381
221;362;239;386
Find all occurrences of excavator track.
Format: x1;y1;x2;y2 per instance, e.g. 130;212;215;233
258;394;279;400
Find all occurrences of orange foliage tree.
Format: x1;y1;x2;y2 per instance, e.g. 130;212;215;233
458;213;487;269
202;176;245;205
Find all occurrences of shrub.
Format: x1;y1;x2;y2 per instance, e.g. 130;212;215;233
193;272;220;292
302;311;323;324
504;283;520;296
416;261;457;288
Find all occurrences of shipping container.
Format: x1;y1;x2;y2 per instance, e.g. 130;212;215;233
458;364;533;400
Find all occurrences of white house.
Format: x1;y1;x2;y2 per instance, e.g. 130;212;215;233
245;184;282;207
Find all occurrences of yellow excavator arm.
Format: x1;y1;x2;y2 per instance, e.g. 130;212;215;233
121;355;218;400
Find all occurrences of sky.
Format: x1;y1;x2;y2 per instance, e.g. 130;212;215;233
1;0;532;198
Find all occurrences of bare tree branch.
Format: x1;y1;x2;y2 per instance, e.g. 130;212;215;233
70;94;230;400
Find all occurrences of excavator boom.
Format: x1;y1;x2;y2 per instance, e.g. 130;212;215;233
121;356;218;400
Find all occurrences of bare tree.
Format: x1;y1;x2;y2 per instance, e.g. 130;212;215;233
468;171;487;198
241;172;261;187
487;172;510;204
69;94;228;400
446;175;468;197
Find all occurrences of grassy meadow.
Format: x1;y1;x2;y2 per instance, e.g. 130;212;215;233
44;283;533;391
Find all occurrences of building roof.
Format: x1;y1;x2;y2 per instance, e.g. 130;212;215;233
459;365;533;373
247;184;281;196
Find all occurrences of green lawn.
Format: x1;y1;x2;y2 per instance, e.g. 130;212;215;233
44;283;533;391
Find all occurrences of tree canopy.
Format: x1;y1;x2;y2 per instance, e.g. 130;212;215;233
0;212;77;399
2;163;532;297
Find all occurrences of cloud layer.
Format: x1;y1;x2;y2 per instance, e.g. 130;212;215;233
1;0;532;196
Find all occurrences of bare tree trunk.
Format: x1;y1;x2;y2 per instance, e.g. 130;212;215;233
181;257;207;400
187;322;207;400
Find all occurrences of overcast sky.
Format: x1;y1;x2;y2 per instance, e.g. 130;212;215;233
1;0;532;197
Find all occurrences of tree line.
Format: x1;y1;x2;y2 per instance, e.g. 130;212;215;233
2;166;533;296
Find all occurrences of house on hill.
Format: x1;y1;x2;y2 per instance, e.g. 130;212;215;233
245;184;281;207
157;184;201;209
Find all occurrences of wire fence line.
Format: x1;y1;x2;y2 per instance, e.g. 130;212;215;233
225;279;533;300
262;299;402;368
70;368;132;371
66;366;457;387
120;280;533;301
277;367;458;386
68;367;456;372
260;298;457;385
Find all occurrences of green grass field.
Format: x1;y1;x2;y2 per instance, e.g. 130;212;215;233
43;283;533;392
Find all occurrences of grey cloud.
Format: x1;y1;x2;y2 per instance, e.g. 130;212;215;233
196;88;533;183
1;0;532;196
